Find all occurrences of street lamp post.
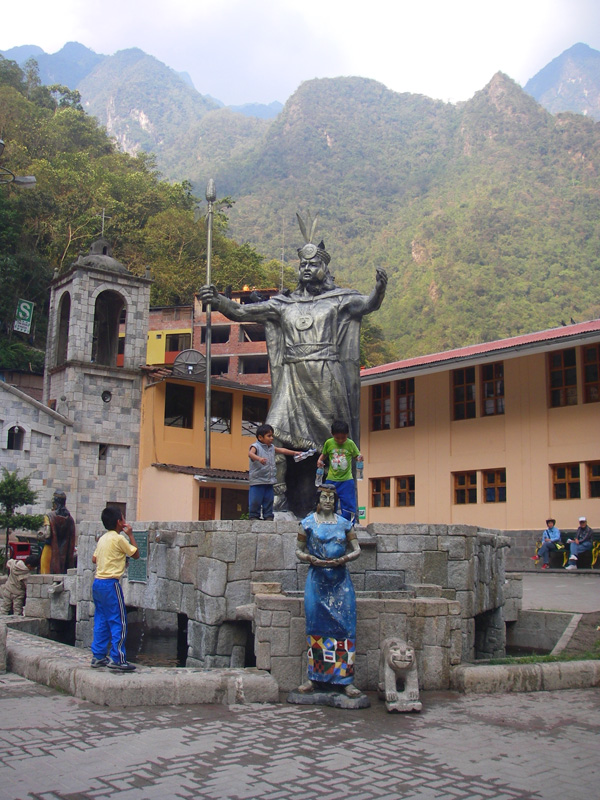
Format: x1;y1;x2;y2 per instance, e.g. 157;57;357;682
204;179;216;469
0;140;37;187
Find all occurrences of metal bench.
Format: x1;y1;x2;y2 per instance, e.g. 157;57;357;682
536;531;600;569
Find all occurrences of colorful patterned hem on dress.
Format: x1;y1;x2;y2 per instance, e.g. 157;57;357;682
307;635;355;684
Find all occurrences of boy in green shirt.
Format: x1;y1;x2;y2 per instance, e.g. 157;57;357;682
317;420;363;523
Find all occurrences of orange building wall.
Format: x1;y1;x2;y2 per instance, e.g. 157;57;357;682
138;467;199;520
358;349;600;530
138;378;268;520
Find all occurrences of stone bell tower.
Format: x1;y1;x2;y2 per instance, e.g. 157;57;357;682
43;238;151;523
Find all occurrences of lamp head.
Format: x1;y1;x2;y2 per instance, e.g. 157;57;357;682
206;179;216;203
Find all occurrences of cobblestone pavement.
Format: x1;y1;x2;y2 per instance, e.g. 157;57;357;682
1;674;599;800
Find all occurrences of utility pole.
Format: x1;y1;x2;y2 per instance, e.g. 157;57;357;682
204;179;216;468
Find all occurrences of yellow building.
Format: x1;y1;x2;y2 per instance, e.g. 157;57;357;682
137;366;270;521
137;319;600;529
358;320;600;530
145;305;193;365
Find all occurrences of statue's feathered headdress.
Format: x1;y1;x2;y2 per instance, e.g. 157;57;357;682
296;210;331;265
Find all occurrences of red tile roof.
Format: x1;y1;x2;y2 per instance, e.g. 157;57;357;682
361;319;600;380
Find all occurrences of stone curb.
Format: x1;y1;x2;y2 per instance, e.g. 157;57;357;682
6;629;279;707
450;659;600;694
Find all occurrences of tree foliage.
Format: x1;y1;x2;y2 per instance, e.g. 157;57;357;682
0;469;44;570
0;57;280;368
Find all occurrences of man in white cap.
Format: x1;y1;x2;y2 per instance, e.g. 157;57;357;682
565;516;594;570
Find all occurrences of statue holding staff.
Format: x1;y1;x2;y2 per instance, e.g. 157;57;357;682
200;212;387;516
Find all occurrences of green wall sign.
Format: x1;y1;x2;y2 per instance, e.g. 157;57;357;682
127;531;148;583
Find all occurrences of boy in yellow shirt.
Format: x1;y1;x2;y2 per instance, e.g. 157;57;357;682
91;506;139;671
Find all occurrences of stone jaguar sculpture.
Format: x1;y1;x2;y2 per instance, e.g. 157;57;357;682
377;636;422;713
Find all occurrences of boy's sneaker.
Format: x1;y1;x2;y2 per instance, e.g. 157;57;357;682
107;660;136;672
541;564;550;570
530;555;539;561
91;656;109;668
565;564;577;571
568;555;577;561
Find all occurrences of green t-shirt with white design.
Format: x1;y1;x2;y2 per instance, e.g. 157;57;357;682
322;437;360;482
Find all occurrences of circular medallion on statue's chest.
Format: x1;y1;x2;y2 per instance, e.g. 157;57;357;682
295;314;313;330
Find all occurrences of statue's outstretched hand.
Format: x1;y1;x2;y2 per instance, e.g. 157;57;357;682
375;268;388;289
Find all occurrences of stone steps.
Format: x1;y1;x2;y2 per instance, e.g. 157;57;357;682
3;625;279;707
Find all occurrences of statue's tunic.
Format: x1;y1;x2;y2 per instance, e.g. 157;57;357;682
40;510;76;575
301;512;356;685
263;289;365;450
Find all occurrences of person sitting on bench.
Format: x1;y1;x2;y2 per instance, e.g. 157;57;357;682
565;516;594;571
533;518;561;570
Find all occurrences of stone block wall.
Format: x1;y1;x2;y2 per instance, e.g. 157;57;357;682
502;530;542;571
503;574;523;623
506;609;575;653
25;571;76;621
68;520;512;685
0;383;74;517
371;523;510;660
254;592;463;692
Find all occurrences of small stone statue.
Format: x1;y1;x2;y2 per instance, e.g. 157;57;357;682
378;636;422;713
38;490;76;575
288;483;369;709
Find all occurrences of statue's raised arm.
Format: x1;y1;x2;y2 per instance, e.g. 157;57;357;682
198;284;278;322
343;266;388;318
369;267;388;311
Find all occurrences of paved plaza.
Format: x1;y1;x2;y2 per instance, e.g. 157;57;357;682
1;671;598;800
521;572;600;613
1;572;599;799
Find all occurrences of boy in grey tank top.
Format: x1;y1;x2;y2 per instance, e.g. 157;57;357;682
249;424;303;519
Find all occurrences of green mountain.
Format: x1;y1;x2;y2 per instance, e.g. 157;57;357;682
212;74;600;357
0;43;282;124
525;43;600;121
1;42;103;88
228;101;283;120
3;45;600;365
78;49;219;156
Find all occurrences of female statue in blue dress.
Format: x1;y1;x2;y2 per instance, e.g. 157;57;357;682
295;483;363;697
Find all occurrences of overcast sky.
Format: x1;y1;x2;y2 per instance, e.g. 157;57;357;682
2;0;599;106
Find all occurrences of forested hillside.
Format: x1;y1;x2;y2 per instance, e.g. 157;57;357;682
74;47;271;183
2;48;600;366
214;74;600;357
0;57;288;370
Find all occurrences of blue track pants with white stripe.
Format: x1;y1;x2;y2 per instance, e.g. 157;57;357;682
91;577;129;665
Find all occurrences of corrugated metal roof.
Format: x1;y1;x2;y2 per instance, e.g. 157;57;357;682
152;463;249;483
142;366;271;394
361;319;600;380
